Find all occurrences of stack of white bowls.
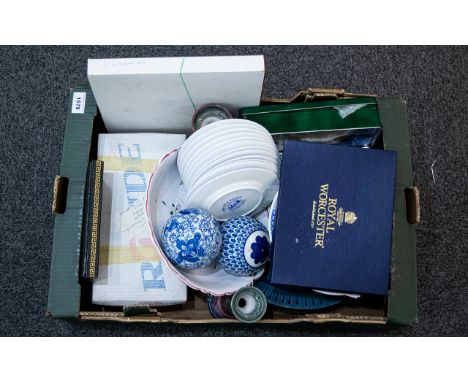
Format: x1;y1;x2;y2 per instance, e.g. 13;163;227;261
177;119;280;221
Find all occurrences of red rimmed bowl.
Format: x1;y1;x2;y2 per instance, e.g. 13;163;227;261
145;148;264;296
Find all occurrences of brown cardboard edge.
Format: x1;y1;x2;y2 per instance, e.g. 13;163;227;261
79;311;386;325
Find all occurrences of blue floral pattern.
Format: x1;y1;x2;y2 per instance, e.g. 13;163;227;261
162;209;222;270
176;233;205;263
250;235;269;265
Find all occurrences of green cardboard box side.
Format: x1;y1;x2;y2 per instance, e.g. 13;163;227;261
47;87;417;326
377;98;418;325
48;87;97;318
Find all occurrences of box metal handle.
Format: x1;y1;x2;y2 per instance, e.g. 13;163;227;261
52;175;69;214
405;187;420;225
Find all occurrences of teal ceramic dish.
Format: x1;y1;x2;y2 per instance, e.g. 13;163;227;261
255;267;344;310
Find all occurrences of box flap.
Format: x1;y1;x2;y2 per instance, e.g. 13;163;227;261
378;98;418;325
47;86;97;318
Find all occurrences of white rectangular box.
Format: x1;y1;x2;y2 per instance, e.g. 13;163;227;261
87;55;265;133
92;133;187;306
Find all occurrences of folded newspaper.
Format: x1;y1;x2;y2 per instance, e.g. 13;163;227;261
92;133;187;306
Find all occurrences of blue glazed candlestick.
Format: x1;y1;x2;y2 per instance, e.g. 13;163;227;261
219;216;270;276
162;208;222;271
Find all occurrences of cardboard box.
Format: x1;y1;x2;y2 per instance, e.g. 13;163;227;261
48;86;418;326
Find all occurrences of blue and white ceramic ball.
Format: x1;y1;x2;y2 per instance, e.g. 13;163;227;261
162;208;222;271
219;216;270;277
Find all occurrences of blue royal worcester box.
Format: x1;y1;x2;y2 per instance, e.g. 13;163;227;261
271;140;397;296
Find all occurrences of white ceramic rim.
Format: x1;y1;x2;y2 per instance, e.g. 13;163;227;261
187;157;279;198
178;119;267;169
180;129;275;183
186;159;279;203
182;123;272;162
177;119;272;174
179;124;274;182
184;141;279;190
185;166;278;219
184;137;279;190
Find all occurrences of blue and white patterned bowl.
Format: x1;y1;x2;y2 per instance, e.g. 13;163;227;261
162;208;222;271
219;217;270;276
